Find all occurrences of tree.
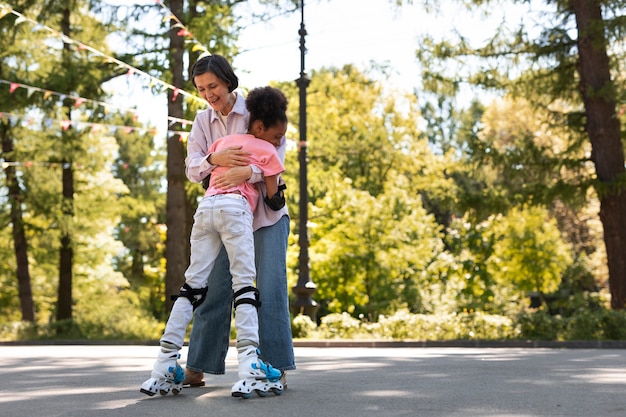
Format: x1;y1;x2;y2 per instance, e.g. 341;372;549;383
278;66;449;319
487;205;572;312
414;0;626;308
0;0;43;322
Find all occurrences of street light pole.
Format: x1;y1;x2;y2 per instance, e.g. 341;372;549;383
291;0;318;320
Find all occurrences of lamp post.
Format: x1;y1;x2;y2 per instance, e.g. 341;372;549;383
291;0;318;320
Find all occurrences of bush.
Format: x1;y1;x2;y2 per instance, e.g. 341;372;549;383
600;310;626;340
516;310;563;340
291;314;316;338
318;312;361;339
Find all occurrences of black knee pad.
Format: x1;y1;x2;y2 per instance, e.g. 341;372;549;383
170;283;208;311
233;286;262;310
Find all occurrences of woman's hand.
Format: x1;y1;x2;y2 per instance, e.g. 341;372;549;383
212;166;253;189
210;146;251;167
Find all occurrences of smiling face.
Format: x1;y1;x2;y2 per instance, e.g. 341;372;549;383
194;71;236;115
252;120;287;147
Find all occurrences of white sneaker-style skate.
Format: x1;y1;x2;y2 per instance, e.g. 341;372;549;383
140;349;184;397
231;346;284;399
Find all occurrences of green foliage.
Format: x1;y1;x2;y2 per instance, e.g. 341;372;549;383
0;1;620;342
487;205;571;302
294;305;626;342
302;309;519;341
306;172;444;320
516;305;626;341
515;310;561;340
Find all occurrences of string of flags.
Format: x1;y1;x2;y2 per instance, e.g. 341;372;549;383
0;79;138;116
0;110;192;144
1;160;76;170
0;2;206;105
0;111;157;135
1;79;195;129
0;1;215;145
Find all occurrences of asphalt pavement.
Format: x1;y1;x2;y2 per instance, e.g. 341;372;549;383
1;344;625;417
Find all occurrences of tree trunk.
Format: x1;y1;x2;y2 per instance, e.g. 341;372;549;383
1;124;35;322
165;0;189;312
57;6;74;323
572;0;626;309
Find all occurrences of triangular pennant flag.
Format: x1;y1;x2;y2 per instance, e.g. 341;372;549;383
0;8;13;20
60;34;73;45
172;88;180;102
60;120;71;130
9;82;19;93
192;43;207;52
43;90;53;100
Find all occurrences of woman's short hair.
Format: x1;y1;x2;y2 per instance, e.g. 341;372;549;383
190;54;239;92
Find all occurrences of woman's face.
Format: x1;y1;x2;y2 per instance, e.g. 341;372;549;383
194;71;235;115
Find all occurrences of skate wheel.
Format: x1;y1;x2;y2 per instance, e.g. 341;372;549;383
256;390;269;397
273;388;283;396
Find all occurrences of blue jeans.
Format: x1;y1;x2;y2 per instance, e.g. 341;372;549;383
186;215;296;374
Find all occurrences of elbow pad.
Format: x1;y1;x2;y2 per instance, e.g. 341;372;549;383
264;184;287;211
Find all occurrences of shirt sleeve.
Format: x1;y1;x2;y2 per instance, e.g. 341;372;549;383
185;112;215;183
247;136;287;184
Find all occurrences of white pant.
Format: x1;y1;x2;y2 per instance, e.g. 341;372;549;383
161;194;259;348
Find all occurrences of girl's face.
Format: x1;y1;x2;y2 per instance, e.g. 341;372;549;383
194;72;235;115
254;120;287;147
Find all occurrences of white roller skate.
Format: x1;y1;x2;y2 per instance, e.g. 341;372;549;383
231;345;284;399
140;343;185;397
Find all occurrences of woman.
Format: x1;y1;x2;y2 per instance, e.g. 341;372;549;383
183;54;295;387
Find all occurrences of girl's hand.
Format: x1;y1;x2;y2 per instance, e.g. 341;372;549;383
212;166;253;189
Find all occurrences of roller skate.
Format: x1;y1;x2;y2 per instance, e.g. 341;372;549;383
231;345;284;399
140;342;185;397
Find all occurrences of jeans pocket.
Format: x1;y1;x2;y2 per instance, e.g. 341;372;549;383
219;206;251;235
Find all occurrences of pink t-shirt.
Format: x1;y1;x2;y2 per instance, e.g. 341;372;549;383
205;134;285;213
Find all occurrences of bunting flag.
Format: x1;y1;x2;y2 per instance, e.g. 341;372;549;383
167;130;190;143
156;0;210;57
0;3;206;105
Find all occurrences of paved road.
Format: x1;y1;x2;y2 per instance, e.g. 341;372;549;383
1;345;626;417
